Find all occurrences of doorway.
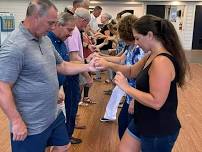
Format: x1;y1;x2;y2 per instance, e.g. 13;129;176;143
192;5;202;50
146;5;165;19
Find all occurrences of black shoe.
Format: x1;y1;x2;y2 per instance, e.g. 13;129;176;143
104;91;112;95
104;89;112;93
118;103;124;108
104;89;112;95
71;137;82;144
100;117;115;122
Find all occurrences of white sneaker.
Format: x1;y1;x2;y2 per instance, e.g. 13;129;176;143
100;117;115;122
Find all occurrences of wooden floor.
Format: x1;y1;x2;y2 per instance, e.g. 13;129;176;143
1;51;202;152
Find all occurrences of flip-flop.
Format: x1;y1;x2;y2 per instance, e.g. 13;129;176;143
78;101;89;106
105;79;111;83
83;97;96;104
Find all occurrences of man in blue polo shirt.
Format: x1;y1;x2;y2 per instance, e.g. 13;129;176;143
48;12;75;87
47;12;76;144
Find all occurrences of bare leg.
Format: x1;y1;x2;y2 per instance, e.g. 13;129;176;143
45;147;51;152
118;131;141;152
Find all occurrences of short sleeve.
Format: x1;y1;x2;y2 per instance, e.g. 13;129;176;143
0;44;23;83
65;28;80;52
52;46;63;65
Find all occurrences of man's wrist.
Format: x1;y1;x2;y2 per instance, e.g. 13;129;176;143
11;115;22;125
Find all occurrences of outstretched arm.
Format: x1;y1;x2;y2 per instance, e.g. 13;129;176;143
95;53;150;78
99;52;126;64
56;59;96;76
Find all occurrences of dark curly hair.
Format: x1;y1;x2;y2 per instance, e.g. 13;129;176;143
118;14;138;42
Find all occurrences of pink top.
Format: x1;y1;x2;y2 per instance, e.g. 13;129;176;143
65;26;84;58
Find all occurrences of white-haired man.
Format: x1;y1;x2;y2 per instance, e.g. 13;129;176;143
64;7;95;145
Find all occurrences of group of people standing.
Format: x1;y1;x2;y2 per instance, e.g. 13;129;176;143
0;0;190;152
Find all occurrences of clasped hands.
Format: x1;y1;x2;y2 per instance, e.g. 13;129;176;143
87;53;129;91
87;52;107;71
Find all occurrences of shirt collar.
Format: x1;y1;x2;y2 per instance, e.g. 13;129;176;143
19;22;40;41
48;31;63;43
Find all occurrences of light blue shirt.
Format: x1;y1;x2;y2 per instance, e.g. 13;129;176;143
124;45;144;104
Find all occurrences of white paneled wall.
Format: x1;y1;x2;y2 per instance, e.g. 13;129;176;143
182;4;196;50
0;0;201;50
0;0;72;26
55;1;145;24
0;0;144;44
0;0;143;28
91;3;144;24
0;0;29;27
53;0;72;12
0;0;29;44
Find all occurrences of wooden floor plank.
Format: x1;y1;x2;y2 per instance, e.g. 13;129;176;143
0;63;202;152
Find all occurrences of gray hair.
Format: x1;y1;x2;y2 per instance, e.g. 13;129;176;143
73;0;89;9
73;0;83;8
73;0;83;6
102;13;112;20
27;0;57;17
58;12;75;25
74;8;91;22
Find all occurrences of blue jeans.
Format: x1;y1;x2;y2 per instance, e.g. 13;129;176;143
118;101;133;139
140;132;179;152
127;119;179;152
63;75;81;137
